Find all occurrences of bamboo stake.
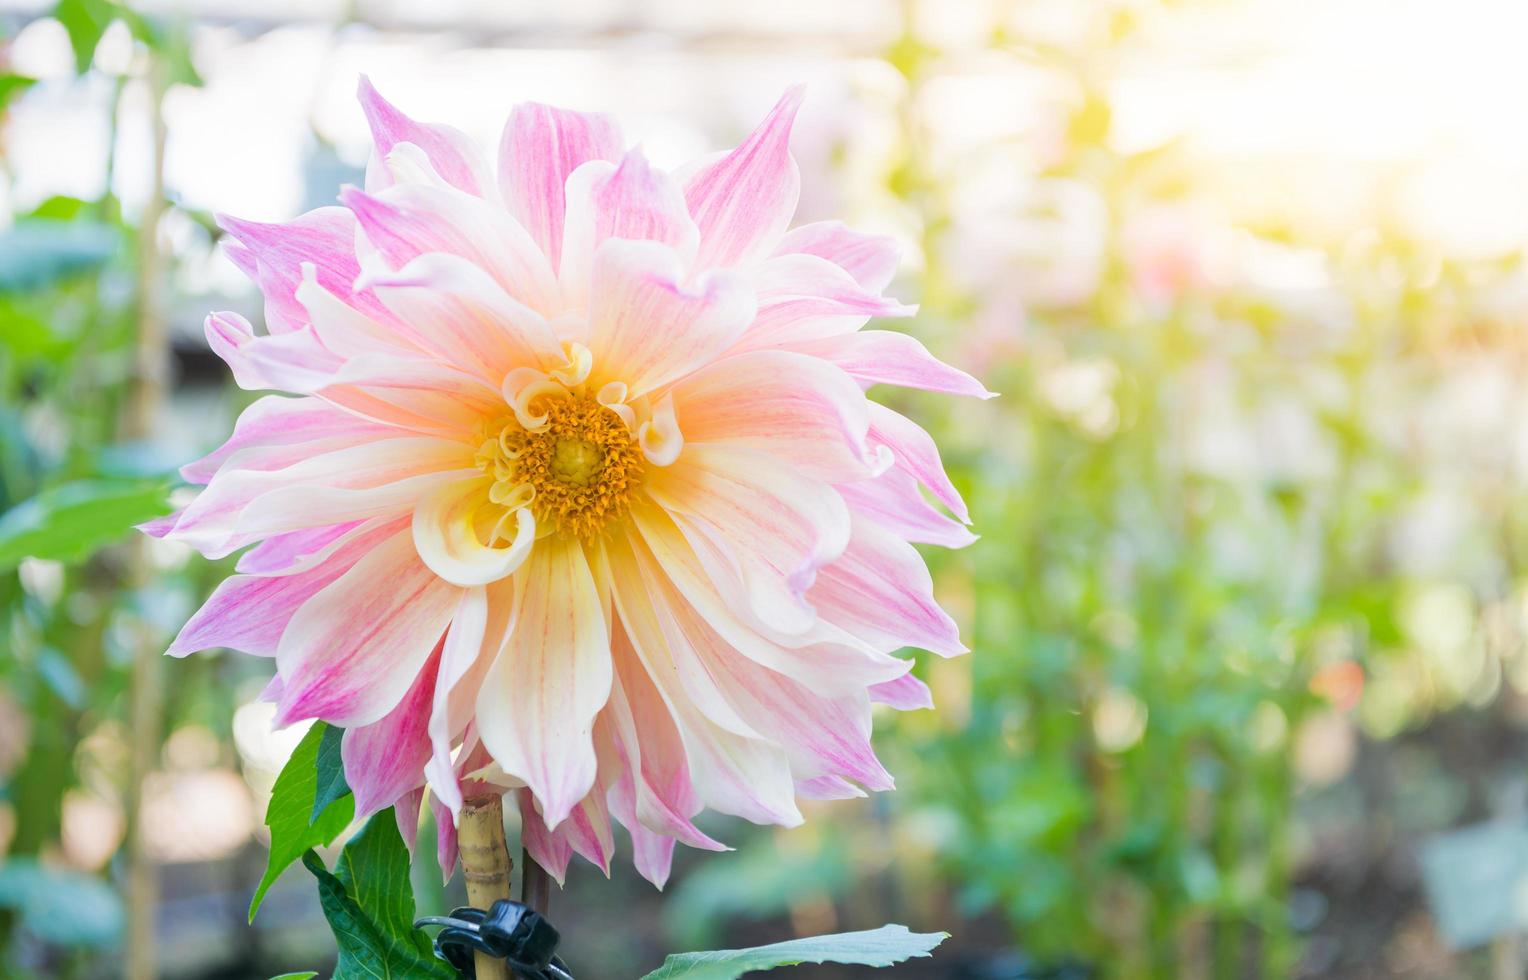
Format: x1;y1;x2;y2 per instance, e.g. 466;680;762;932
459;794;515;980
123;53;169;980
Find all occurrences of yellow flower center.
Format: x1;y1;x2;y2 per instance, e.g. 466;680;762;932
475;390;643;540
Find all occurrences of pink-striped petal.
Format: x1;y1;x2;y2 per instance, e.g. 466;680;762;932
797;329;995;399
810;516;965;657
181;395;393;486
426;584;513;813
774;220;901;292
168;437;470;556
517;789;575;885
732;253;914;353
603;538;800;827
559;148;700;308
585;239;755;397
670;349;880;482
475;535;612;830
498;102;623;272
168;519;400;657
835;469;976;549
219;207;392;335
342;182;561;317
359;251;564;381
630;507;909;694
275;530;463;728
869;671;934;711
235;520;368;575
643;445;848;636
684;88;803;270
342;642;441;819
866;402;970;524
357;76;492;197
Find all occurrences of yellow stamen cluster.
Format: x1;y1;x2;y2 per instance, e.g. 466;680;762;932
475;390;643;540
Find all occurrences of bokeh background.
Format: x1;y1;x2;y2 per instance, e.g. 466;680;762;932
4;0;1528;977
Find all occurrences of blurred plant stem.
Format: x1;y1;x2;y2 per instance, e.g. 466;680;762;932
122;53;169;980
522;846;553;919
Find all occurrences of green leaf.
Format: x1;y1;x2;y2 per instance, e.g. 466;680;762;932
52;0;119;74
0;859;124;947
0;296;69;364
303;812;455;980
0;220;118;291
268;975;318;980
0;73;36;110
638;926;949;980
250;722;355;921
0;479;172;571
312;722;352;823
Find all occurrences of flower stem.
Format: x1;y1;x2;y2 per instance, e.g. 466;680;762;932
521;845;553;917
459;794;514;980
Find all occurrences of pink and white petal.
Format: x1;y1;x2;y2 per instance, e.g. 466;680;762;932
239;470;469;546
559;149;700;309
558;760;615;877
603;539;801;827
752;253;912;315
430;790;459;883
427;583;515;814
836;469;977;549
204;313;277;390
475;536;612;830
714;665;892;792
724;253;914;354
424;588;485;813
684;88;803;270
610;775;680;889
137;510;180;539
360;252;564;380
235;519;369;575
275;530;463;728
395;786;425;854
181;395;394;486
317;356;505;436
168;522;396;657
357;76;492;198
630;548;893;790
774;220;901;292
342;642;441;819
517;790;575;886
629;509;909;694
170;437;471;555
498;102;623;273
869;671;934;711
585;239;755;398
796;329;995;399
866;402;970;524
292;265;438;368
797;776;867;800
671;349;879;483
810;515;965;657
219;208;394;334
209;318;346;395
643;445;849;637
341;183;561;317
602;636;725;850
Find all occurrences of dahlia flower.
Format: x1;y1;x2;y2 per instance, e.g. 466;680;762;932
151;79;989;887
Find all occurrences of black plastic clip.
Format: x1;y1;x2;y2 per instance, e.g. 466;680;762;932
415;899;574;980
